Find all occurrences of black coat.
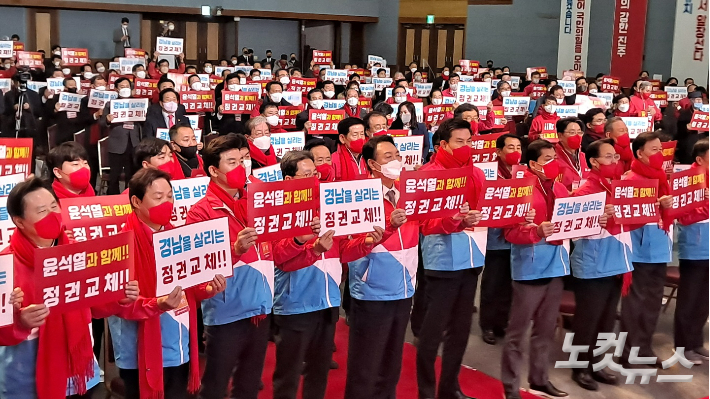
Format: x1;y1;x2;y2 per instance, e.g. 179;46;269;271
143;103;190;138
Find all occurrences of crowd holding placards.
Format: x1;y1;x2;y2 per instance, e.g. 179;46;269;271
0;18;708;399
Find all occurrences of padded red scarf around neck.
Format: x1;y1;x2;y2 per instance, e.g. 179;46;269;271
10;230;94;398
52;179;95;199
435;146;470;170
630;159;673;231
248;140;278;167
124;213;200;398
615;143;633;162
337;144;365;181
208;181;247;223
497;158;513;180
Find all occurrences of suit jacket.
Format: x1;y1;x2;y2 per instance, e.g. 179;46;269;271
143;103;189;138
236;55;252;65
99;101;143;154
46;95;95;144
1;88;42;139
113;27;132;57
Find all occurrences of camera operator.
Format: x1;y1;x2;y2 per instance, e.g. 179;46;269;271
1;69;42;139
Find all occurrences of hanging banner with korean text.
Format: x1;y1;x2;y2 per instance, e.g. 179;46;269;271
60;195;132;242
61;48;89;66
457;82;491;106
668;167;708;218
471;132;504;164
247;178;318;242
319;179;385;236
601;76;621;93
671;0;709;87
153;217;232;296
399;168;469;221
170;177;209;227
222;91;258;114
691;111;710;132
180;91;215;112
278;106;302;130
156;37;184;55
0;138;32;177
557;0;591;76
271;131;305;158
313;50;332;65
611;179;659;225
547;192;606;241
476;177;535;228
34;232;134;313
610;0;648;88
16;51;43;68
289;77;317;94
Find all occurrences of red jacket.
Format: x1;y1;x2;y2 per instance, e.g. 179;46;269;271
572;170;620;235
528;109;560;141
629;93;661;121
332;145;368;181
148;61;186;80
555;142;590;193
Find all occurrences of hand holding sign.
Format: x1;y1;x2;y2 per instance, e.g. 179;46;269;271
235;227;258;255
537;221;555;238
157;286;184;311
119;280;140;304
19;303;49;329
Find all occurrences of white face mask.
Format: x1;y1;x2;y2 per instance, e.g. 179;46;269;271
163;101;178;113
556;97;564;104
62;68;71;75
347;97;359;107
270;92;283;103
191;82;202;91
53;50;61;56
168;24;175;31
443;71;450;77
238;77;246;85
253;135;271;151
3;63;12;69
95;86;106;91
323;90;335;98
265;115;280;126
544;104;556;114
97;66;105;73
394;95;406;104
160;67;169;74
204;66;213;74
378;159;403;180
231;59;238;65
589;89;598;94
83;72;93;79
618;103;630;112
410;68;417;73
242;159;252;176
310;100;323;109
449;83;458;91
279;76;290;85
532;78;540;84
400;113;411;124
432;98;443;105
118;87;132;98
500;90;511;97
136;70;146;79
53;60;61;67
228;84;239;91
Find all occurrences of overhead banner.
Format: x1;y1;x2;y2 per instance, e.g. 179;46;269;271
557;0;591;76
671;0;709;86
610;0;648;88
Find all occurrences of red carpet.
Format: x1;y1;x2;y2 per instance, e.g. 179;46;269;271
257;318;541;399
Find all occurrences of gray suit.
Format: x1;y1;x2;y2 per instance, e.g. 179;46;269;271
113;26;132;57
100;101;143;194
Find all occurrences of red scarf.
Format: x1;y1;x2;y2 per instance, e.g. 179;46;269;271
436;148;483;206
497;158;512;180
344;105;361;118
123;213;201;398
336;144;365;181
10;230;94;398
52;179;95;199
630;159;673;232
208;181;247;222
167;153;187;180
435;146;470;169
615;143;633;163
469;121;479;136
248;141;278;167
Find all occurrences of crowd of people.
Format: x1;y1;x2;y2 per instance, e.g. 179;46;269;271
0;20;707;399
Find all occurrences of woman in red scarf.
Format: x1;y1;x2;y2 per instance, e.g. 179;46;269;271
112;168;225;399
0;177;140;398
332;117;368;181
610;94;633;117
245;116;278;169
47;142;95;199
529;95;561;141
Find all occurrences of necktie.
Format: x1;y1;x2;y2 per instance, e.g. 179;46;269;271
386;189;396;206
168;114;174;128
123;27;129;47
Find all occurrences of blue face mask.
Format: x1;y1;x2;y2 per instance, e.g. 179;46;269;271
693;102;704;110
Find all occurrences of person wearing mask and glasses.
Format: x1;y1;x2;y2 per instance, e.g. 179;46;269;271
581;108;607;152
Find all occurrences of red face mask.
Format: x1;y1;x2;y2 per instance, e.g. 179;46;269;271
316;163;335;182
504;151;521;166
452;145;472;166
158;161;174;173
34;211;63;240
566;134;582;150
148;201;174;226
223;165;247;189
591;124;605;135
615;133;631;147
372;129;388;137
648;151;664;170
598;163;619;179
348;138;366;154
539;159;560;180
65;167;91;190
641;92;651;100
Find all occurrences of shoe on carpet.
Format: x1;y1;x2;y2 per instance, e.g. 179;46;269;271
571;370;598;391
481;329;496;345
528;381;568;397
592;369;618;385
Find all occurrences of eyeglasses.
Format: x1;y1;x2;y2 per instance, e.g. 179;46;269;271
598;154;621;162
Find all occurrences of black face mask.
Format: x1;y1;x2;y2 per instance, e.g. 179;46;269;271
176;144;198;159
243;52;248;56
66;88;77;94
291;57;296;61
267;55;272;58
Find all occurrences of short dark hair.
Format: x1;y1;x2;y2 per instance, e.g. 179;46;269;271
693;138;709;159
373;102;393;116
362;135;395;172
685;77;694;84
496;133;520;149
453;103;477;119
363;111;388;131
304;138;329;153
525;139;555;165
307;88;323;101
530;71;541;77
583;108;605;125
121;17;129;24
584;138;615;168
157;59;170;67
201;133;248;174
280;151;314;178
114;77;133;89
7;177;58;219
90;75;106;85
337;117;365;136
169;123;192;141
548;84;564;95
556;117;585;134
265;81;283;93
134;137;171;170
131;63;144;72
437;118;471;144
63;78;75;87
159;88;179;103
47;142;89;180
322;80;335;87
612;93;628;104
631;131;661;159
128;168;172;203
259;102;279;114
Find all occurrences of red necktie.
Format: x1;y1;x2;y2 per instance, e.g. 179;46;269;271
168;114;174;128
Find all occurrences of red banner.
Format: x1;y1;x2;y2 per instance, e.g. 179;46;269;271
399;167;470;221
34;232;134;313
278;106;302;130
181;91;215;112
458;60;480;75
424;104;454;126
133;78;158;99
601;76;621;93
222;91;259;114
662;141;676;172
471;132;505;163
526;67;548;80
13;42;24;53
308;109;345;134
312;50;332;65
247;178;319;242
611;179;659;225
476;177;535;228
16;51;43;68
488;106;506;129
649;90;668;108
61;48;89;67
289;77;317;94
0;138;32;177
109;74;133;90
124;48;146;59
691;111;710;132
60;195;132;242
209;75;223;89
669;167;707;218
528;84;547;100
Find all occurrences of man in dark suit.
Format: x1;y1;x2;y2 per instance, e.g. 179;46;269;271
100;77;144;194
45;78;95;144
113;17;132;57
1;73;42;139
236;47;251;65
298;88;337;153
142;88;189;138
